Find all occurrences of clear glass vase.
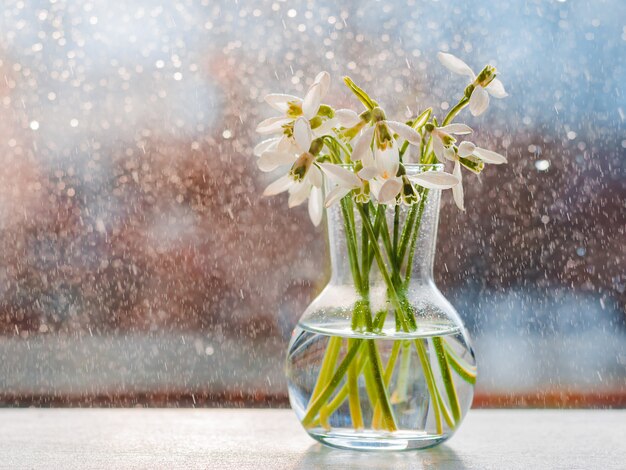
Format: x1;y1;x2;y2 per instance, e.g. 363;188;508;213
286;164;476;451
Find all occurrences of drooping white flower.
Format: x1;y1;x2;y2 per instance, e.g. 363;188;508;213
351;119;421;162
447;141;507;211
320;162;364;207
260;117;325;226
437;52;508;116
356;146;403;204
262;71;330;123
429;123;473;162
321;149;460;207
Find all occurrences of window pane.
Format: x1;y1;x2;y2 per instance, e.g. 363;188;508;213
0;0;623;406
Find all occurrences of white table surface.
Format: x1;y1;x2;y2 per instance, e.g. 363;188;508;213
0;409;623;469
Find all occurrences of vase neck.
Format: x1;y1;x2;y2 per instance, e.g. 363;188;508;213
325;190;441;288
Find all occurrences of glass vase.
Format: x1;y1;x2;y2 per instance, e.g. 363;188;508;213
286;164;476;451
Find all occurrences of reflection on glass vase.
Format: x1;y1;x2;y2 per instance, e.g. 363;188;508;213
286;167;476;451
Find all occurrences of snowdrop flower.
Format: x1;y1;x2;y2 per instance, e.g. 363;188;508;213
437;52;508;116
427;123;473;163
351;110;422;163
448;141;507;211
261;117;325;226
261;71;330;123
320;162;365;207
321;149;460;207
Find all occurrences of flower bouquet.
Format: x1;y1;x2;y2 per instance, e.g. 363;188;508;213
255;52;508;450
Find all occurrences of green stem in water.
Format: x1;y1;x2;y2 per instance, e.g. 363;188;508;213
444;340;477;384
433;336;461;423
413;339;444;434
366;339;397;431
301;339;363;427
308;336;342;405
347;338;364;429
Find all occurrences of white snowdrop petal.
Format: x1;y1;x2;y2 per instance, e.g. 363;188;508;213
386;120;421;145
452;161;465;211
307;164;323;188
376;141;400;178
257;150;295;172
335;109;361;128
263;174;292;196
253;138;279;157
264;93;301;113
438;124;473;135
293;117;313;153
444;147;457;162
357;167;379;180
410;171;460;189
361;148;375;168
277;135;299;154
474;147;507;164
437;52;475;78
308;186;324;226
486;78;508;98
314;71;331;97
433;138;445;162
351;126;375;161
320;163;361;188
377;178;402;204
457;141;476;157
302;83;322;119
288;182;310;208
469;86;490;116
313;117;337;137
256;116;291;134
325;186;351;207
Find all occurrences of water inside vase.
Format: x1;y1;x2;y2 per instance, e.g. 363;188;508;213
286;321;476;451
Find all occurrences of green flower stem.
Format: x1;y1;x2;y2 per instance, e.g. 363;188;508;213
442;96;469;126
444;340;477;384
393;340;412;404
377;208;401;283
309;336;343;405
347;338;364;429
340;198;363;294
433;336;461;423
404;190;429;287
392;205;400;256
413;338;444;434
360;204;370;292
396;204;418;273
365;339;398;431
301;339;363;427
357;204;412;332
433;374;456;429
